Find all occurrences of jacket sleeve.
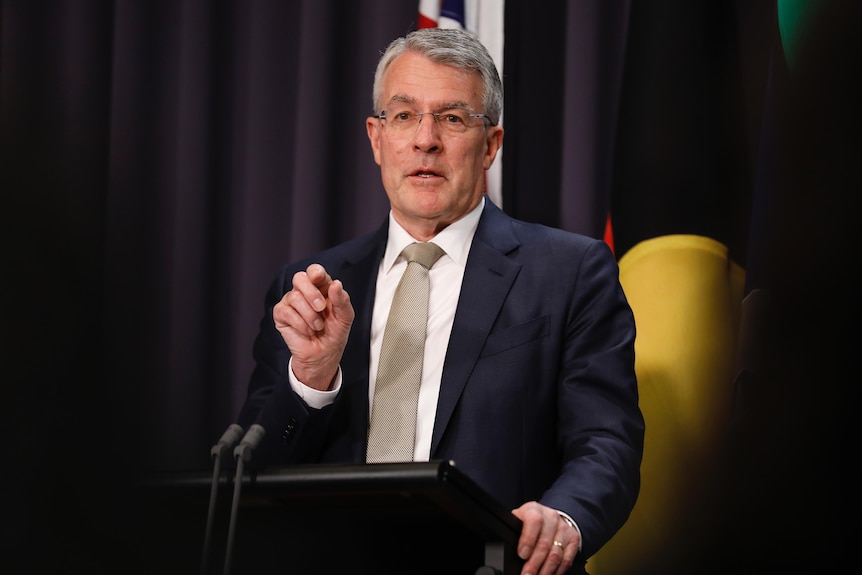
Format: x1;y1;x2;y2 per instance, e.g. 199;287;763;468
540;238;645;559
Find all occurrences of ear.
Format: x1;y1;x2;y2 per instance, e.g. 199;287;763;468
483;125;504;170
366;116;383;166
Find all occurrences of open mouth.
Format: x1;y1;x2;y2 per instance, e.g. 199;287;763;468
410;168;442;178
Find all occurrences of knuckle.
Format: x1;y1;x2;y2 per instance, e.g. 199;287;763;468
283;290;300;306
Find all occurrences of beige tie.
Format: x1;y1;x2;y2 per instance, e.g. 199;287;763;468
366;242;445;463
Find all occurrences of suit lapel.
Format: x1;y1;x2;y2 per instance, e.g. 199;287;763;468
430;201;521;453
336;223;388;461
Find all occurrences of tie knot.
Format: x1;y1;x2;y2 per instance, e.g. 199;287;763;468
401;242;445;270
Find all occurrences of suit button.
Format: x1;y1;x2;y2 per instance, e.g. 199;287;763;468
282;417;297;442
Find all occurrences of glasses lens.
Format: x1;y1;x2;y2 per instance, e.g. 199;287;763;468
382;107;480;136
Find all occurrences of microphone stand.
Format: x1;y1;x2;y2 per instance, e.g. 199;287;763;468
223;424;265;575
200;424;243;575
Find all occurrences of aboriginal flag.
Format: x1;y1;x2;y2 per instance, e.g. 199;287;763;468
588;3;775;573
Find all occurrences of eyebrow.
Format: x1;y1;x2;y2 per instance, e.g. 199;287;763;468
386;95;474;111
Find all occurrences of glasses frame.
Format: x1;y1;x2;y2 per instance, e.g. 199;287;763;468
373;108;491;136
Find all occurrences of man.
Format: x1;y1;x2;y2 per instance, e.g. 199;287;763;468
237;27;643;575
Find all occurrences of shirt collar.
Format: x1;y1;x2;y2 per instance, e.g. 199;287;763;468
383;196;484;273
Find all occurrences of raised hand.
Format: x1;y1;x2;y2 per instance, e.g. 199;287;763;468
273;263;354;391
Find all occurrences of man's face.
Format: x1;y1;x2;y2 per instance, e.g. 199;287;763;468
366;51;503;240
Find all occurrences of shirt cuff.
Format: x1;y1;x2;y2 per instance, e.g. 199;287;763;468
557;511;583;551
287;357;342;409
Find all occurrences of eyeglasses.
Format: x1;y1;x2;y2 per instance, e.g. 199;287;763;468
374;107;491;137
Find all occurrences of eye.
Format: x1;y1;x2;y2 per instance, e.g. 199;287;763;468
393;111;414;122
442;112;467;125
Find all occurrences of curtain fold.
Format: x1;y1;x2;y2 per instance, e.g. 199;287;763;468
101;1;419;471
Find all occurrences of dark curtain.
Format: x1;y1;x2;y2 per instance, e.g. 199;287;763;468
2;1;421;570
101;0;419;473
503;0;630;239
3;0;808;572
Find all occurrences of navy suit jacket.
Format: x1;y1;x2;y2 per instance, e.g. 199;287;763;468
238;198;644;561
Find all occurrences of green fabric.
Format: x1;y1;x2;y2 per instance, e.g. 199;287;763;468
778;0;822;68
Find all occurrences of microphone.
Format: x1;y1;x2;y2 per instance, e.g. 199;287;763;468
233;423;266;463
223;424;265;575
201;424;244;575
212;424;245;459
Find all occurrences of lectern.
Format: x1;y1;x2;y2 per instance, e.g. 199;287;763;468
138;460;523;575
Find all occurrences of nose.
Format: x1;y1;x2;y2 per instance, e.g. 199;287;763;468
413;113;442;151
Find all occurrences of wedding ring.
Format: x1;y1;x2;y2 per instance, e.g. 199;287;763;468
553;540;564;549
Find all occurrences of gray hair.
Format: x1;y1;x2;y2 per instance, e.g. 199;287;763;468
372;28;503;126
